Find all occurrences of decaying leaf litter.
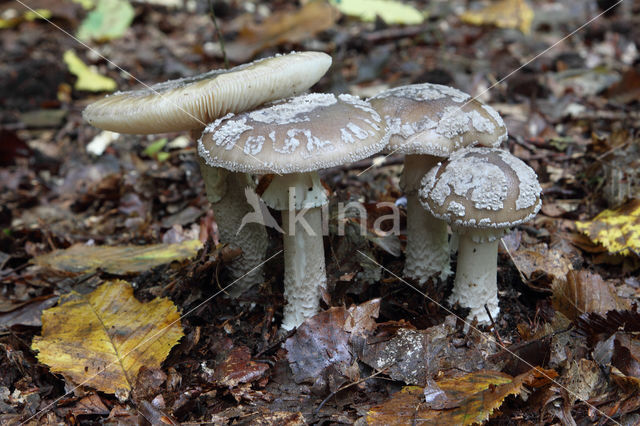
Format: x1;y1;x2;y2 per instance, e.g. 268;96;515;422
1;0;640;424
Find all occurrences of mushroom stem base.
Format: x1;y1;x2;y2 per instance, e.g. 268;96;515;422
448;233;499;325
281;206;326;331
403;193;451;284
201;166;268;297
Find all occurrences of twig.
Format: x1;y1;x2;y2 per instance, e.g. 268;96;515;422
484;304;504;347
208;0;229;69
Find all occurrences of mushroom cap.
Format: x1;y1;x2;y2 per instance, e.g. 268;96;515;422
419;147;541;231
369;83;507;156
198;93;388;175
82;51;332;134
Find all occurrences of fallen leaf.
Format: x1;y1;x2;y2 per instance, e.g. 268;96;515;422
359;316;497;386
552;270;630;321
57;393;110;418
213;346;269;388
511;243;573;288
32;280;183;394
223;1;338;62
612;334;640;380
285;299;380;392
460;0;534;34
33;240;202;275
63;50;116;92
575;309;640;346
329;0;425;25
76;0;134;42
0;295;58;329
367;368;553;425
561;359;606;402
575;199;640;257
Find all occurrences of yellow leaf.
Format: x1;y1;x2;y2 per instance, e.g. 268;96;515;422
32;280;183;394
34;240;202;275
0;8;51;29
575;199;640;257
367;369;551;425
460;0;533;34
330;0;425;25
63;50;117;92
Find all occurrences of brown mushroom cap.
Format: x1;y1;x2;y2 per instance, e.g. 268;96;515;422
198;93;388;175
83;51;332;134
419;147;541;230
369;83;507;156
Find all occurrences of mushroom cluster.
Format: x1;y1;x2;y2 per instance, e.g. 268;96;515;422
369;83;507;285
84;51;542;331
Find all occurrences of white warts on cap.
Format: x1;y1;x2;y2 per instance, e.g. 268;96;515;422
497;150;542;210
199;93;389;174
249;93;337;125
428;155;507;210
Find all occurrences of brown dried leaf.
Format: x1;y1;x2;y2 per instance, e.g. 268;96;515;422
552;270;630;321
612;334;640;380
213;346;269;388
0;295;58;329
224;1;338;62
575;310;640;345
285;299;380;392
359;316;496;386
511;243;572;287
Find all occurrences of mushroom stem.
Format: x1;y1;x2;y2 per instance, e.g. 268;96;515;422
448;232;499;325
199;163;268;297
280;206;326;331
402;154;451;283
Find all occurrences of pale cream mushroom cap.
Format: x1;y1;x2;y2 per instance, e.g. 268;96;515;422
198;93;389;175
83;51;332;134
419;147;542;234
369;83;507;155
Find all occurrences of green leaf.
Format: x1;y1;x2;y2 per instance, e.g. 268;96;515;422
77;0;134;42
63;50;117;92
143;138;168;157
156;152;171;162
330;0;425;25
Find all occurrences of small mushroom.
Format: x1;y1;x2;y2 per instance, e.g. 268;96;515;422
83;51;332;296
369;83;507;284
199;93;388;330
419;147;542;324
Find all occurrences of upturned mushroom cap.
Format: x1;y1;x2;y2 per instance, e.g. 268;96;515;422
83;51;332;134
369;83;507;156
419;147;541;235
198;93;389;175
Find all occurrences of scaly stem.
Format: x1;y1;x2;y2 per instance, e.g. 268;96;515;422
280;206;326;330
448;232;499;324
